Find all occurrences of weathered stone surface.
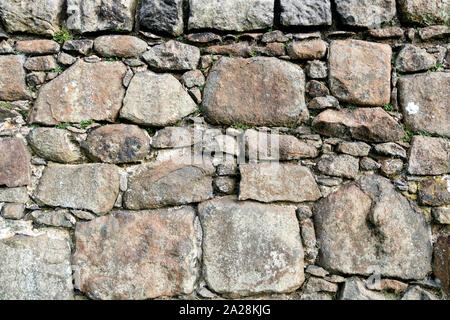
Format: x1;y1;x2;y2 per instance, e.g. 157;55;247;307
380;159;404;176
66;0;137;33
329;40;391;106
120;72;196;126
29;60;127;125
188;0;274;32
203;57;308;126
308;96;339;110
418;177;450;206
0;0;64;36
0;187;28;204
306;80;330;98
1;203;25;220
398;0;450;25
314;174;432;279
31;209;76;228
24;56;57;72
16;40;60;55
187;32;221;43
62;39;93;55
140;0;184;36
151;127;194;149
433;235;449;295
368;26;404;38
317;154;359;179
337;141;371;157
143;40;200;71
94;35;147;58
374;142;407;158
287;40;327;60
180;70;205;88
305;265;328;278
432;207;450;224
335;0;396;28
312;108;404;142
339;278;386;300
0;55;28;101
398;73;450;137
306;60;328;79
401;285;439;300
366;279;408;293
395;45;436;73
34;164;119;214
408;136;449;175
304;277;338;293
280;0;331;27
73;207;198;300
0;138;31;188
124;161;213;210
239;163;321;203
0;218;73;299
82;124;150;164
27;128;83;163
419;25;450;40
198;197;304;297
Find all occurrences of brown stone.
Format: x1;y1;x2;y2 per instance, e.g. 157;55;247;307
0;138;31;187
286;39;327;60
329;40;391;106
368;27;404;38
418;177;450;207
398;0;450;25
73;207;199;300
418;25;450;40
204;42;253;57
94;35;148;58
16;40;60;55
0;55;29;101
407;136;449;175
24;55;58;71
433;235;449;295
317;154;359;179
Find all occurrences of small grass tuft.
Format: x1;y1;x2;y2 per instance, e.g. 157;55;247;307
52;28;73;44
232;123;251;131
56;122;71;129
80;120;94;129
1;103;12;109
383;104;393;112
402;125;414;142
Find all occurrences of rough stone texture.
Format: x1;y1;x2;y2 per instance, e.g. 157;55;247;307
94;35;147;58
62;39;93;55
280;0;332;27
380;159;404;176
124;161;213;210
418;177;450;207
0;187;29;204
312;108;404;142
0;55;29;101
140;0;184;36
395;45;437;73
34;164;119;214
203;57;308;126
337;142;371;157
188;0;274;32
24;56;57;72
314;174;432;280
433;235;449;295
407;136;449;175
317;154;360;179
1;203;25;220
0;138;31;188
82;124;150;164
66;0;137;33
306;60;328;79
286;40;327;60
29;60;126;125
339;278;386;300
329;40;391;106
398;0;450;25
304;277;338;293
27;128;83;163
398;72;450;137
73;207;198;300
374;142;407;158
0;0;64;36
16;40;60;55
31;209;76;228
151;127;194;149
120;72;197;126
143;40;200;71
334;0;396;28
198;197;304;297
401;285;439;300
239;163;321;203
308;96;339;110
366;279;408;293
0;218;73;299
433;207;450;224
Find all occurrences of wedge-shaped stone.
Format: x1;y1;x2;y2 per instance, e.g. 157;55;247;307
314;174;432;280
29;60;127;125
0;138;31;188
329;40;391;106
120;72;196;126
34;164;119;214
334;0;396;28
0;55;29;101
198;197;305;297
312;108;404;142
203;57;308;126
408;136;449;175
280;0;332;27
73;207;198;300
239;163;321;203
398;72;450;137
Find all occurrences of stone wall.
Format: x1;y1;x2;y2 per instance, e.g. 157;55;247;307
0;0;449;300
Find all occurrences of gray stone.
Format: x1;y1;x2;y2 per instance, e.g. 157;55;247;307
1;203;25;220
401;286;438;300
305;265;329;278
73;207;199;299
380;159;404;176
314;174;432;280
0;138;31;188
308;96;339;110
0;187;28;204
317;154;359;179
188;0;274;32
408;136;449;175
0;55;29;101
198;197;305;297
139;0;184;36
306;60;328;79
151;127;194;149
398;0;450;25
24;56;57;72
62;39;93;55
66;0;137;33
360;157;381;170
26;72;46;87
143;40;200;71
432;207;450;224
374;142;407;158
31;209;76;228
280;0;332;27
94;35;147;58
340;278;386;300
27;128;83;163
337;142;371;157
300;218;318;263
0;0;64;36
70;209;96;221
120;72;197;126
57;52;77;66
304;277;338;293
34;164;120;215
239;163;321;203
214;176;236;194
419;25;450;40
335;0;396;28
180;70;205;88
0;218;73;299
395;45;437;73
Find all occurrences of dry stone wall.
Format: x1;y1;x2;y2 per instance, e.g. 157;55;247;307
0;0;449;300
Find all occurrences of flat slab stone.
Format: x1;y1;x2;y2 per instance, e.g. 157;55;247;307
0;187;29;204
239;163;321;203
280;0;332;27
203;57;308;126
73;207;198;300
198;197;305;297
34;164;119;214
15;40;60;55
407;136;449;175
0;55;29;101
188;0;274;32
94;35;147;58
398;72;450;137
398;0;450;25
139;0;184;36
314;174;432;280
0;138;31;188
29;60;127;125
329;40;391;106
334;0;396;28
